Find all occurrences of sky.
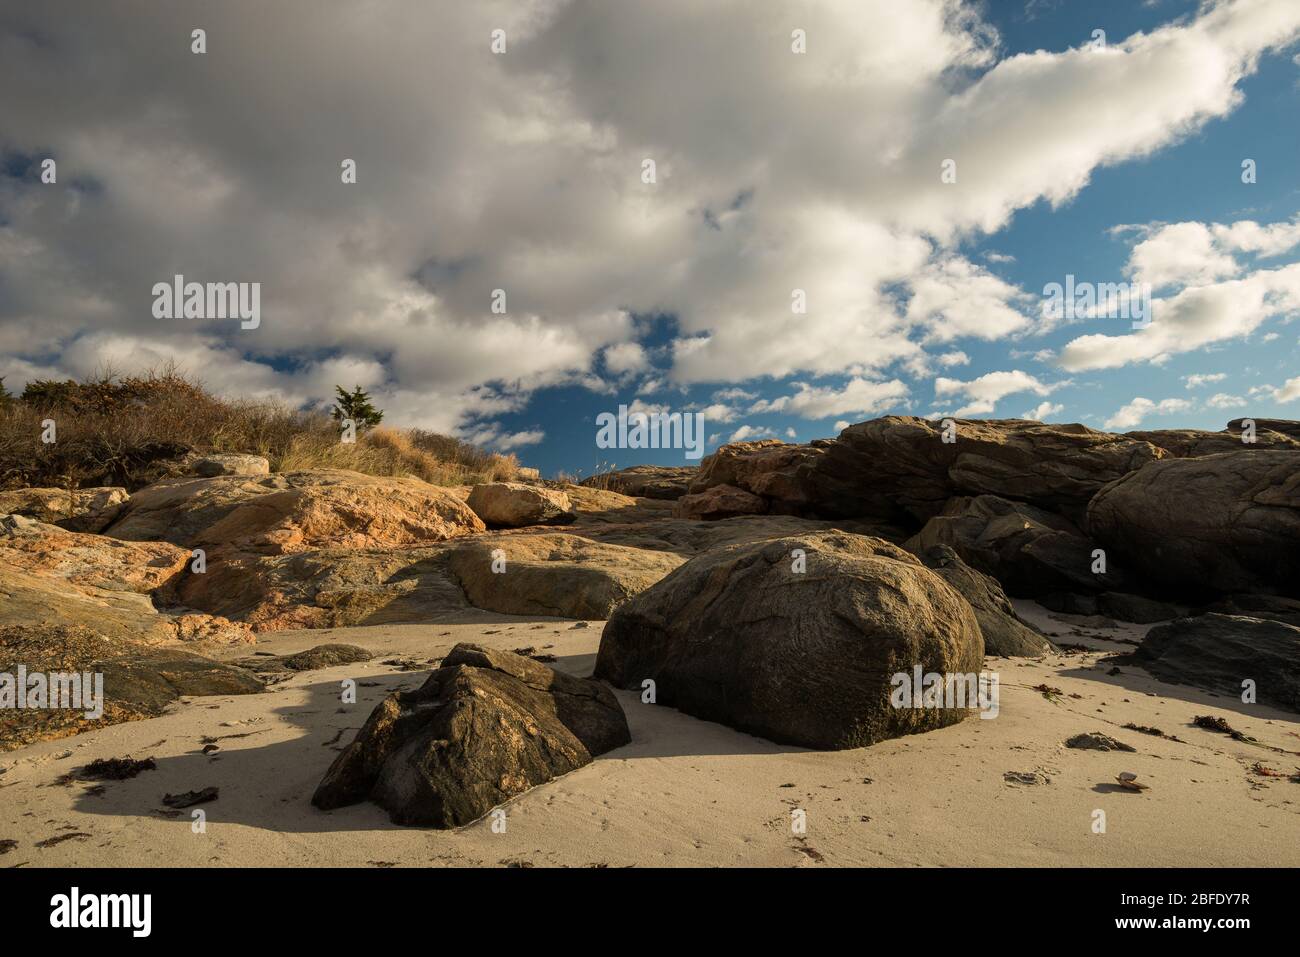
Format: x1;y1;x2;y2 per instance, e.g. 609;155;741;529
1;0;1299;476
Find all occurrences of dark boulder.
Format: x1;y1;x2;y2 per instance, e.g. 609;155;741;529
594;531;983;749
1203;594;1300;628
914;545;1053;656
1134;614;1300;714
1087;451;1300;598
312;644;630;827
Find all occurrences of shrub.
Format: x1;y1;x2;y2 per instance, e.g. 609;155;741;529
0;370;516;491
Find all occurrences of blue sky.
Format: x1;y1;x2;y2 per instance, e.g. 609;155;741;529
2;0;1298;476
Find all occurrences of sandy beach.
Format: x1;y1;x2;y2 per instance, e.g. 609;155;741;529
4;603;1297;869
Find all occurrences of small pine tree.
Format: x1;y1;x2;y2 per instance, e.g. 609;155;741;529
331;385;384;431
0;377;10;407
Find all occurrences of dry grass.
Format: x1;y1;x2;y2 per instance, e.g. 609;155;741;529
0;370;518;491
554;460;618;490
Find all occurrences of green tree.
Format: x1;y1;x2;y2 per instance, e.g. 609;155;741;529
331;385;384;431
0;377;10;407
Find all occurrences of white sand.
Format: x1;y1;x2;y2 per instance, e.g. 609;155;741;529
3;605;1298;868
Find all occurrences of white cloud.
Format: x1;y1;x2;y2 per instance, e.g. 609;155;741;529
712;387;756;402
1183;372;1227;389
1120;216;1300;290
728;424;778;443
1023;401;1064;421
1103;397;1192;430
750;377;909;419
696;402;739;423
603;342;649;376
1205;392;1247;409
1057;261;1300;371
494;429;546;451
0;0;1293;434
1273;377;1300;402
936;351;971;368
934;370;1063;417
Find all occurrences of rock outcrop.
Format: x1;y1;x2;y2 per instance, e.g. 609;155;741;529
1087;451;1300;597
448;534;684;620
189;453;271;477
583;465;696;500
913;545;1053;656
904;495;1123;597
685;418;1163;526
105;469;484;548
174;545;468;632
1203;594;1300;628
312;644;630;827
672;484;767;520
0;624;264;750
1127;428;1300;457
0;515;253;644
232;643;373;673
595;531;983;749
1135;614;1300;713
466;482;576;528
0;486;129;533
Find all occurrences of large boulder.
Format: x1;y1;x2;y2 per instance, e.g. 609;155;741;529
448;534;684;619
904;494;1124;597
1134;614;1300;713
1087;451;1300;597
0;486;128;533
672;484;767;520
466;482;576;528
312;644;630;827
913;545;1053;656
105;469;484;548
0;624;264;750
583;465;696;500
594;531;983;749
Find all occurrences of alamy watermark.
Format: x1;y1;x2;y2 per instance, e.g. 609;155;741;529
152;274;260;329
1043;275;1151;329
0;666;104;719
890;667;1000;719
595;404;705;460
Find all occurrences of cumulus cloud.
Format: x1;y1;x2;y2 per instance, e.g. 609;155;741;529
2;0;1299;441
1120;216;1300;289
749;377;909;419
1184;372;1227;389
1057;262;1300;371
603;342;649;376
1103;396;1192;430
728;424;778;443
1023;400;1064;421
1273;377;1300;402
934;370;1063;416
1205;392;1247;409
